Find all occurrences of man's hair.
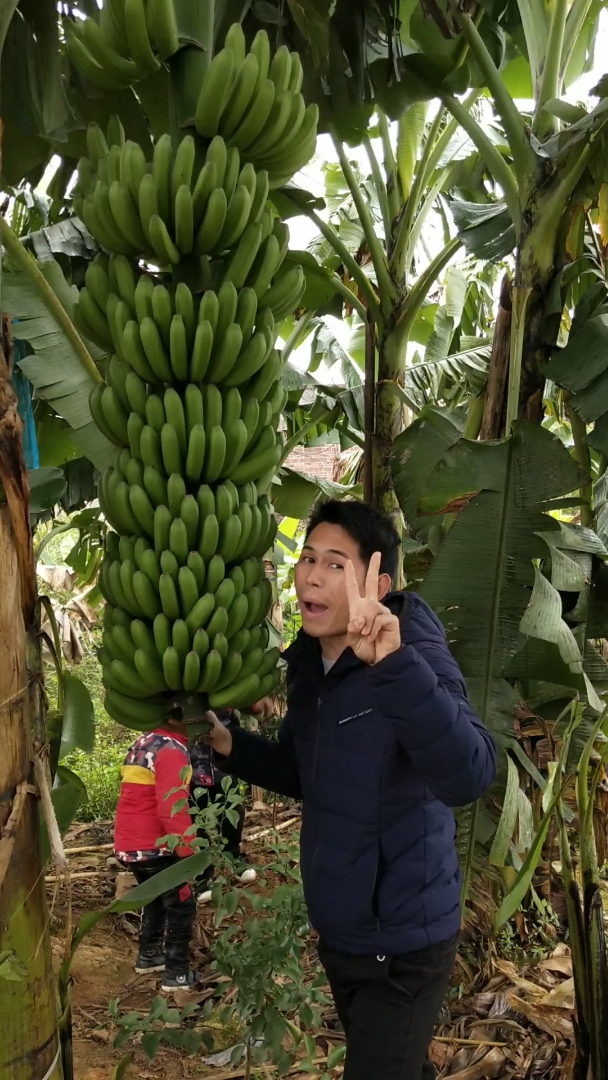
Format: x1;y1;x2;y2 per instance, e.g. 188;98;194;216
305;500;401;581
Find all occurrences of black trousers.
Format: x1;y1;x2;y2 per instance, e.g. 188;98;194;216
191;778;245;886
132;856;196;974
318;935;457;1080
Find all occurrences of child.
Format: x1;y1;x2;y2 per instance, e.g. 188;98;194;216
189;708;256;904
113;705;198;990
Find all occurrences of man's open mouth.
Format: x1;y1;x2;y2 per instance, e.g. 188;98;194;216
302;601;328;616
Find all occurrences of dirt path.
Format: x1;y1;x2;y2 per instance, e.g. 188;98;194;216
48;815;580;1080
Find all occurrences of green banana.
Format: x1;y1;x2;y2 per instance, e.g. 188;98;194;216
198;289;219;335
154;505;172;555
195;49;236;139
145;394;166;433
169;515;188;564
151;284;173;349
206;554;225;594
220;221;264;289
178;566;199;617
163;646;182;690
195;186;228;255
198;649;222;692
185;593;215;636
125;0;160;74
204;426;226;482
152;133;173;223
140;316;173;381
205;137;228;188
229;80;275;152
175;282;195;348
149;214;180;265
146;0;179;60
192;161;218;228
207;322;243;383
160;422;182;476
172;135;196;201
185;424;206;481
138;173;160;244
185;384;204;434
221;54;259;138
169;314;189;382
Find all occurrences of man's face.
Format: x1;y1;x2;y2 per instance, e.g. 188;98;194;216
294;522;369;640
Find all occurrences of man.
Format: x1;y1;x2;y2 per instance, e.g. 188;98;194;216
113;705;198;990
204;500;496;1079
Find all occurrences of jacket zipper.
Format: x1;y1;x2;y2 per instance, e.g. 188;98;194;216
371;857;381;930
313;696;321;782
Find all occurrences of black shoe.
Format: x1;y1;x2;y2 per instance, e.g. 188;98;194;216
135;952;165;974
161;969;200;991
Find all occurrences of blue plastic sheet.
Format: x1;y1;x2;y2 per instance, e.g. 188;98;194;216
10;336;39;470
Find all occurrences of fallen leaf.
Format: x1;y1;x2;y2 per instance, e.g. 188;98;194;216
539;955;573;977
506;992;574;1040
494;959;547;1001
428;1039;449;1070
447;1047;506;1079
542;977;575;1010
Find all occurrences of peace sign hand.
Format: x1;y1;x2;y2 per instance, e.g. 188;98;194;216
344;551;401;665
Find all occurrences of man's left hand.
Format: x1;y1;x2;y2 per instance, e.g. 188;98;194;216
344;551;400;665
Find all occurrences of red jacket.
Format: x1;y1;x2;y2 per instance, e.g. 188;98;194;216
114;729;193;861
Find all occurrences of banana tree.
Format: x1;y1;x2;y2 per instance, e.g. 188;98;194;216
276;105;500;524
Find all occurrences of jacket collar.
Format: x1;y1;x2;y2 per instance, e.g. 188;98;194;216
284;590;409;681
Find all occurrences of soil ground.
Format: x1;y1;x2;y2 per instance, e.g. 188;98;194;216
50;807;579;1080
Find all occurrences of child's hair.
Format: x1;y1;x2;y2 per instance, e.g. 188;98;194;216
305;499;401;580
166;704;184;723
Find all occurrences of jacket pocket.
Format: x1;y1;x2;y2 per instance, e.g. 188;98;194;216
304;840;380;935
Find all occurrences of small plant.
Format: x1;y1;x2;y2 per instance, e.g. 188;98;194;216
110;993;215;1059
115;783;330;1076
210;836;329;1078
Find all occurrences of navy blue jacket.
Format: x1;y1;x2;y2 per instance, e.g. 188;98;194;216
222;591;496;955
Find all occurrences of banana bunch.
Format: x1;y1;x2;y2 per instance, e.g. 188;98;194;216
99;530;279;708
77;22;319;725
66;0;179;90
74;251;304;370
73;123;275;267
195;25;319;189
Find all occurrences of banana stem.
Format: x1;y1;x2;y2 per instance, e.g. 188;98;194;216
330;129;395;315
363;134;391;242
330;275;367;321
281;310;315;365
458;13;535;191
395;236;462;350
0;215;101;385
391;106;445;282
403;166;450;272
170;0;215;133
505;284;531;434
561;0;594;81
306;209;381;323
439;91;522;234
533;0;568;136
279;411;330;465
516;0;548;94
378;110;400;225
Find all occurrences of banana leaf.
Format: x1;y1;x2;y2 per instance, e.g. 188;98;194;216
4;262;115;472
393;422;589;893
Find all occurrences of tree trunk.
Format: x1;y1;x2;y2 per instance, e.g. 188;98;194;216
0;319;62;1080
480;273;511;441
373;328;404;524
